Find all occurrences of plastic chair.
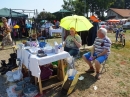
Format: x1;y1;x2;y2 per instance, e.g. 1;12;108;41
38;36;46;48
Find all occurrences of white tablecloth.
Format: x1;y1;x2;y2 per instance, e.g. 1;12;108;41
17;48;70;78
49;28;62;36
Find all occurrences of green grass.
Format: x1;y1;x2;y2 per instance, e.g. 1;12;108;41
118;81;125;87
126;29;130;33
119;91;129;97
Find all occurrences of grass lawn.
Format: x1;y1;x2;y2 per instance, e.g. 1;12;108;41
74;31;130;97
0;31;130;97
44;31;130;97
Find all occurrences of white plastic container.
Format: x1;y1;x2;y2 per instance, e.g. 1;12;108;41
54;41;59;54
43;46;53;53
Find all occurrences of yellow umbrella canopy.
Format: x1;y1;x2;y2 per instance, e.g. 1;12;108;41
13;25;20;29
60;15;93;31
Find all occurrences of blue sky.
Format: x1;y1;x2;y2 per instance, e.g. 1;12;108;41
0;0;64;16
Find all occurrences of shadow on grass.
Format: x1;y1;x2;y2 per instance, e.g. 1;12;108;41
74;73;97;91
42;85;68;97
41;73;97;97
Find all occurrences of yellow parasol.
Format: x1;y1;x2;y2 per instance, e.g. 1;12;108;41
60;15;93;31
13;25;20;29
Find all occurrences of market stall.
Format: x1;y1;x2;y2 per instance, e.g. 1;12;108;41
16;42;70;94
49;27;62;36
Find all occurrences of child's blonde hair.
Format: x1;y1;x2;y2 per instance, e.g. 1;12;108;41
2;17;7;22
70;27;77;34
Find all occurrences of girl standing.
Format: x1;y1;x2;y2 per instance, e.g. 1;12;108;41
0;17;14;50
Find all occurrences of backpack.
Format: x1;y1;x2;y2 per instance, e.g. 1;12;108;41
40;66;52;80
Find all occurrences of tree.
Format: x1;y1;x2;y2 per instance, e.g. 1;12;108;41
87;0;116;17
37;11;56;22
125;0;130;9
62;0;74;12
62;0;116;18
110;0;125;8
62;0;85;15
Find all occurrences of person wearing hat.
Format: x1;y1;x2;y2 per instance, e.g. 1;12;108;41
64;27;82;56
0;17;14;50
82;28;112;80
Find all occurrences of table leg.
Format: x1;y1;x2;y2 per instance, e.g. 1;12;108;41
61;59;65;81
38;77;43;94
35;77;37;85
57;60;61;80
57;60;65;81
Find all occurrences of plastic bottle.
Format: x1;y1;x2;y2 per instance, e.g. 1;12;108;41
54;42;59;54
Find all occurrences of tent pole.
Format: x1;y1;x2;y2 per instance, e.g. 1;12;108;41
10;8;16;45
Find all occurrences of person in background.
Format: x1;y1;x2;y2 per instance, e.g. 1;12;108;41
53;20;56;25
45;21;54;37
0;25;2;34
0;17;14;50
82;28;111;80
26;33;39;47
45;21;53;29
63;27;82;56
115;28;120;42
55;20;60;29
45;21;50;37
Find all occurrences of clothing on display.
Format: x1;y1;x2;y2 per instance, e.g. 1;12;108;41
7;18;12;26
9;18;30;38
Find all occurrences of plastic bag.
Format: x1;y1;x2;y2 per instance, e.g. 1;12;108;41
6;85;18;97
6;69;23;82
65;56;75;69
13;69;23;81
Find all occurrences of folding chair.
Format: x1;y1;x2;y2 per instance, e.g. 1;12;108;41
100;58;108;73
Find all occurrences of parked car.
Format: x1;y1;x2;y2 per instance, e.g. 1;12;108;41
122;22;130;29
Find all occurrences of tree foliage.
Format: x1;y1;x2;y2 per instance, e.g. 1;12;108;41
62;0;116;18
125;0;130;9
36;11;55;22
62;0;85;15
110;0;125;8
110;0;130;9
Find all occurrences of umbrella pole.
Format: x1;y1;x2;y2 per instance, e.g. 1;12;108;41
79;32;85;50
61;28;65;45
10;9;16;45
75;19;77;30
13;29;16;45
